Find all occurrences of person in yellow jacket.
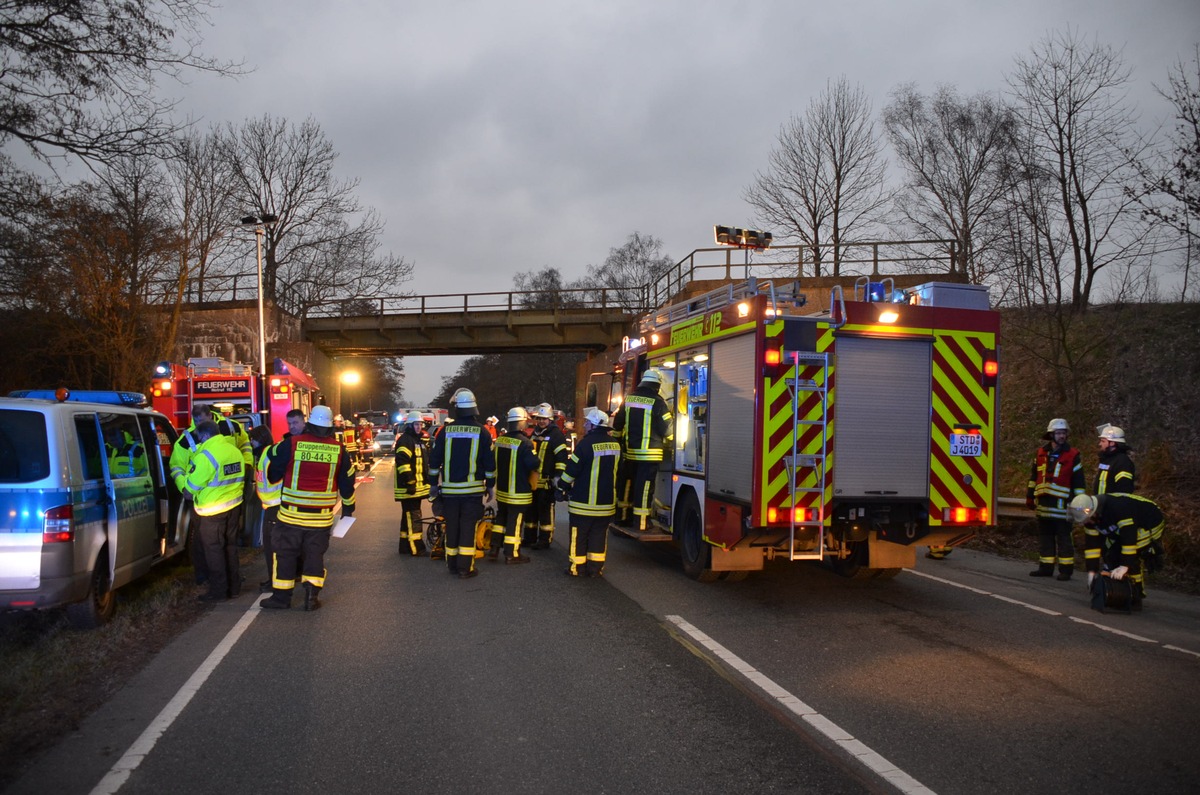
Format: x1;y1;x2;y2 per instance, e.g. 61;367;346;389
184;421;246;602
394;411;431;555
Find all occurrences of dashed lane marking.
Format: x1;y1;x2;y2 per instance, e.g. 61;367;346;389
666;614;936;795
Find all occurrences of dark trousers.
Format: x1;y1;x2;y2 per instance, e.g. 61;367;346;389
1036;517;1075;571
188;503;208;585
628;459;658;528
568;512;611;576
493;501;530;558
271;521;331;589
261;505;280;582
442;496;483;573
197;505;242;598
531;488;555;543
398;497;424;555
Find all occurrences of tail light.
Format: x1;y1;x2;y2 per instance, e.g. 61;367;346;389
43;504;75;543
767;506;810;524
942;506;989;524
982;350;998;387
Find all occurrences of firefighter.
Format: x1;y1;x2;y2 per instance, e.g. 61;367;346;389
342;417;360;468
612;369;672;531
489;406;539;564
394;410;431;556
429;388;496;579
170;402;245;586
530;402;569;549
558;408;621;577
484;415;499;441
358;418;374;468
1095;424;1136;496
184;421;245;602
1069;492;1166;610
1026;418;1086;580
260;405;356;611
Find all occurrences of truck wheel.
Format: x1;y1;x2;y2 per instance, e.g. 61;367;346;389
677;492;717;582
66;558;116;629
830;540;872;579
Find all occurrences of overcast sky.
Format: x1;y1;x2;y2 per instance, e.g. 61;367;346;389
174;0;1199;403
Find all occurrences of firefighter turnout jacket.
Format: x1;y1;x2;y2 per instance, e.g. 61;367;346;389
1027;443;1085;521
612;383;672;462
255;445;283;508
1096;446;1136;496
267;430;356;528
495;429;539;505
394;425;431;500
559;426;621;516
532;422;569;488
430;416;496;497
185;435;246;516
1083;493;1165;573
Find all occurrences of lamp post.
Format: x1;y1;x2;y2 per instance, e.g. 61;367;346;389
240;214;278;422
340;369;361;420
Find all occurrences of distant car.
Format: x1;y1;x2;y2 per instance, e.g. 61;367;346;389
371;430;396;457
0;389;187;628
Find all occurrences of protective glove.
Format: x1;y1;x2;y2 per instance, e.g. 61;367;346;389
555;489;569;503
429;485;440;501
1109;565;1129;581
1087;571;1097;589
484;487;495;504
342;502;355;518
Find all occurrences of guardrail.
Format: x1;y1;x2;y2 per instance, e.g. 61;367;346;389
996;497;1034;520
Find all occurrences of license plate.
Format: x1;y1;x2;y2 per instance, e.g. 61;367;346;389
950;433;981;457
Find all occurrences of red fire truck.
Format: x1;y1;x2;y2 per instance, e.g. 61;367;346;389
150;357;321;440
603;275;1000;581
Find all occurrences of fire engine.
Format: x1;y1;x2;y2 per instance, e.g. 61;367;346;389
150;357;321;440
604;274;999;581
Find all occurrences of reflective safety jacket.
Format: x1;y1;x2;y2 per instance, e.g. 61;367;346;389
430;415;496;497
394;426;431;500
255;445;283;508
1096;447;1136;496
186;436;246;516
495;430;539;505
532;422;569;488
611;383;672;462
560;426;621;517
1027;443;1085;521
169;412;251;491
267;431;356;528
1083;493;1165;572
342;427;359;453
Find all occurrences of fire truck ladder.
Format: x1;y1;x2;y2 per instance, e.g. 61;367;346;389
783;350;830;561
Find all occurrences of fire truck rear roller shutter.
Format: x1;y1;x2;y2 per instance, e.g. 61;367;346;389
707;333;756;501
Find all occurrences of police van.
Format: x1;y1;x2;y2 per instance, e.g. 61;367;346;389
0;389;188;628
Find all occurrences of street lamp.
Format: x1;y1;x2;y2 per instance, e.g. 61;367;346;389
340;369;361;418
240;213;278;420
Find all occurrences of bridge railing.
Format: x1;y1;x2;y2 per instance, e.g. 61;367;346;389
303;286;647;319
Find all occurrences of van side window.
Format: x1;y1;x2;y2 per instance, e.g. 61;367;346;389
99;413;148;479
0;409;50;482
74;414;104;480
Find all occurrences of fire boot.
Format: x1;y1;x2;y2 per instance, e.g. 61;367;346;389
1056;565;1074;581
1029;563;1055;577
532;530;553;550
487;532;503;560
505;548;531;564
259;589;293;610
302;583;322;612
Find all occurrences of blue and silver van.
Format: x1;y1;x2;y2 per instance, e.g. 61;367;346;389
0;390;187;628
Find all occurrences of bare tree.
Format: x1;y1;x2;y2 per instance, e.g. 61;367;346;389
218;115;413;315
883;84;1017;282
580;231;673;310
0;0;243;165
745;77;891;276
1136;45;1200;300
513;266;585;309
1006;29;1152;309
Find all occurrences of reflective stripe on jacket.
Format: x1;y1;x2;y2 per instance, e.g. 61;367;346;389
560;428;621;517
1027;444;1085;520
269;433;356;528
186;436;246;516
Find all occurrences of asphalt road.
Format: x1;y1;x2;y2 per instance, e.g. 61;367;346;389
10;458;1200;794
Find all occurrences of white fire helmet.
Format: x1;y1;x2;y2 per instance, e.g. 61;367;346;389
453;388;477;409
507;406;528;424
640;369;663;386
406;410;424;426
486;415;499;425
532;402;553;419
584;407;609;428
310;405;334;428
1043;418;1069;439
1069;494;1098;524
1097;424;1126;444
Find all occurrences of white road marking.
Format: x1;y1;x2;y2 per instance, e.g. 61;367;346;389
906;569;1199;658
666;615;937;795
89;602;262;795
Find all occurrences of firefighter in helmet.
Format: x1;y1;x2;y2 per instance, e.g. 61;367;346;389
558;407;621;577
260;405;356;611
612;368;672;531
1095;424;1135;496
489;406;539;563
1026;418;1086;580
429;388;496;579
484;415;499;441
530;402;569;549
1070;492;1165;611
394;411;431;556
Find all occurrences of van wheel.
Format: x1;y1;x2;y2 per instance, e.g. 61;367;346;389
66;560;116;629
677;491;717;582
